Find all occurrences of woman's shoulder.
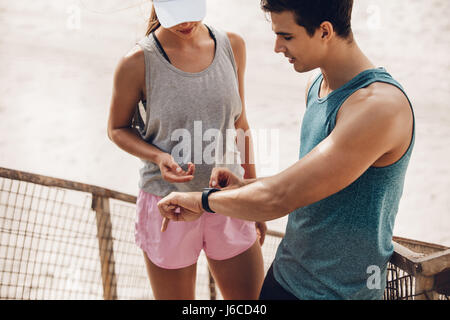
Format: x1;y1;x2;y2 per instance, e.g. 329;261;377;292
207;25;245;48
225;31;246;49
114;45;145;87
118;45;145;74
124;44;145;66
223;31;246;67
121;33;157;66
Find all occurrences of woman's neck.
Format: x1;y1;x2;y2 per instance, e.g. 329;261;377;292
155;24;209;50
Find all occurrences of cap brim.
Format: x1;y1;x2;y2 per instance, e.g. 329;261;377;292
154;0;207;29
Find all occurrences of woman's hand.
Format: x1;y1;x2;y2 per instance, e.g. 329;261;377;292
157;153;195;183
209;167;244;190
255;221;267;246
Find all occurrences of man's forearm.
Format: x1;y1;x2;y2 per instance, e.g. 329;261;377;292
208;176;291;222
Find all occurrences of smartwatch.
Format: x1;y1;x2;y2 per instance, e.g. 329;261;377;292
202;188;221;213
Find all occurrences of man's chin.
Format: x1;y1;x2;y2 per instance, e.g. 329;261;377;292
293;63;314;74
293;64;306;73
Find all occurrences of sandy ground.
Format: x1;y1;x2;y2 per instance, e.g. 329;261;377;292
0;0;449;246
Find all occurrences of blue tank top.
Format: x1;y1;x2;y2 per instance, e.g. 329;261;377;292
273;67;415;300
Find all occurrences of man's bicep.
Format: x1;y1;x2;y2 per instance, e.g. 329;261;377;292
278;108;397;211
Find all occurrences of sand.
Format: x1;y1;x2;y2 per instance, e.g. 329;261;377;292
0;0;449;246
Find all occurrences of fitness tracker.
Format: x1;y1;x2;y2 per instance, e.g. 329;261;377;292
202;188;221;213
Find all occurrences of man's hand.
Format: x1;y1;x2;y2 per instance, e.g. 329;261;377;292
209;167;244;190
158;192;203;232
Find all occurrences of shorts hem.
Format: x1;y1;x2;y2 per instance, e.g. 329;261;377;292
205;235;258;261
139;246;199;270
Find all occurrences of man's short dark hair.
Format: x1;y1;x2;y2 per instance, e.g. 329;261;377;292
261;0;354;39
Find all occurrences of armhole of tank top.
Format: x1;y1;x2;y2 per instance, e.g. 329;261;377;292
369;79;416;170
221;30;244;122
221;30;239;80
136;39;151;124
329;78;416;170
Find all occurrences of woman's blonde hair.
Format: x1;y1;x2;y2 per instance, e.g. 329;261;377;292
145;4;160;36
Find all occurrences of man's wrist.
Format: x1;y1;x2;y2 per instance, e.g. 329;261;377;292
243;178;258;186
202;188;221;213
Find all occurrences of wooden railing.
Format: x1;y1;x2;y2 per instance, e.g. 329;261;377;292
389;236;449;299
0;167;448;300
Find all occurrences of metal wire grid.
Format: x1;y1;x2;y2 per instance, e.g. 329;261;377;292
384;263;449;300
384;263;415;300
1;175;448;300
1;178;106;299
0;177;241;300
99;198;152;300
107;199;221;300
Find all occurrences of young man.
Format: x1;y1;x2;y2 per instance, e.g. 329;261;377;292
157;0;415;299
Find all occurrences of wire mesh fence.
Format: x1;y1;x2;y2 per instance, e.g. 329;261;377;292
383;240;450;300
384;264;449;300
0;178;119;299
0;170;284;300
384;263;415;300
0;168;449;300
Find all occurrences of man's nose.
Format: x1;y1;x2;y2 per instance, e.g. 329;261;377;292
274;39;286;54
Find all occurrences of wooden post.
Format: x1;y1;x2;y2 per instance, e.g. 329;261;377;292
208;269;216;300
92;195;118;300
415;275;437;300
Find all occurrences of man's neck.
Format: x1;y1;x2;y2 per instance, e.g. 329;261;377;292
319;41;375;97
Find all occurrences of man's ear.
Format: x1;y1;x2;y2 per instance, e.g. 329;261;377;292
319;21;334;40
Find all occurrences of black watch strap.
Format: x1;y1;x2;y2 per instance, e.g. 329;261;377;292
202;188;220;213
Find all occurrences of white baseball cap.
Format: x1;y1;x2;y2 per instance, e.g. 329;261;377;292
153;0;207;28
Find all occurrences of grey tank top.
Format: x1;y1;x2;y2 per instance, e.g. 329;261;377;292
134;26;245;197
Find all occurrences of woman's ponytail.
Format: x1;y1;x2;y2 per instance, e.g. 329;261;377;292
146;4;160;36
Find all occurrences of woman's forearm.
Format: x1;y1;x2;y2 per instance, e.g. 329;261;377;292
239;133;259;188
241;163;256;180
243;177;258;185
109;127;165;164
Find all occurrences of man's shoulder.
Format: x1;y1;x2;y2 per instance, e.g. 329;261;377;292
342;81;411;121
335;81;413;150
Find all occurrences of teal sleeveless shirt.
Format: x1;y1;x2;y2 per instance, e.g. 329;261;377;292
273;67;415;300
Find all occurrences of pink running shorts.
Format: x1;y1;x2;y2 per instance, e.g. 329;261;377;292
135;190;258;269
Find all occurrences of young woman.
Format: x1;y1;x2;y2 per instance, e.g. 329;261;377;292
107;0;266;299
